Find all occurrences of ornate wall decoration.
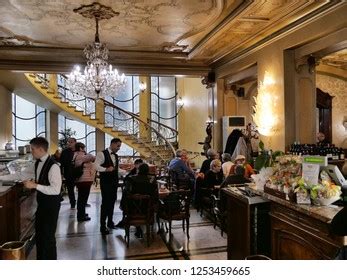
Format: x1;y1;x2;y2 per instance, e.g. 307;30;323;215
162;42;189;52
320;49;347;70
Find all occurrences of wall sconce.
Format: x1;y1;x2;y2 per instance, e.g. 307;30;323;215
139;82;147;93
177;97;184;113
252;71;278;136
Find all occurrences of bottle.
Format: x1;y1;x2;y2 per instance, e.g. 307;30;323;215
333;147;339;160
340;148;345;160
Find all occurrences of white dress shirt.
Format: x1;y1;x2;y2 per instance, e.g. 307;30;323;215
0;153;62;195
94;148;127;176
94;148;116;172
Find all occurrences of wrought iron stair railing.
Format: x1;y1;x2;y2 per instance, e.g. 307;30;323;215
25;73;176;162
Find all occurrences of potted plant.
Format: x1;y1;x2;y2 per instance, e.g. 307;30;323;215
58;128;76;149
254;140;284;171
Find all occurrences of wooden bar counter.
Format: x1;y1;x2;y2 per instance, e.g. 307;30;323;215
223;185;347;260
0;183;36;245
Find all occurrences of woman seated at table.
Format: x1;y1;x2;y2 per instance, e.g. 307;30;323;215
229;155;254;178
125;158;143;179
123;163;158;238
221;165;251;188
204;159;224;194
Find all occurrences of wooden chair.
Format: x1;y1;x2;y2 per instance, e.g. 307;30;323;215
157;189;191;241
123;194;154;247
199;186;214;217
168;169;191;190
211;194;226;236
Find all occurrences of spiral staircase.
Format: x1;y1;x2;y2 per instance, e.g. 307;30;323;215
24;73;176;164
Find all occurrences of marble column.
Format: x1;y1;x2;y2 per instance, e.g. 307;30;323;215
0;84;12;149
284;50;316;146
95;99;105;152
139;76;151;140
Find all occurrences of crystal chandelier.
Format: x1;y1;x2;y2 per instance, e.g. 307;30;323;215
67;4;126;99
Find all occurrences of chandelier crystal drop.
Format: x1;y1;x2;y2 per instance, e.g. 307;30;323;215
67;9;126;99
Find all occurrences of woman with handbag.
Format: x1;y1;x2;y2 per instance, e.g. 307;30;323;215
73;142;96;222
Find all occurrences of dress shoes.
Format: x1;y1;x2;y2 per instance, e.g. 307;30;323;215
100;227;110;235
107;223;117;229
77;216;91;222
115;220;125;229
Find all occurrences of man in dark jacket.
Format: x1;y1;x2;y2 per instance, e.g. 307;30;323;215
59;137;76;208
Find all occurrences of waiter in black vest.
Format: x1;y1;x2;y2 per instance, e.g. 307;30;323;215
95;138;122;235
0;137;62;259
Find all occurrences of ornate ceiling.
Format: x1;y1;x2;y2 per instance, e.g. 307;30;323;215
321;49;347;70
0;0;344;75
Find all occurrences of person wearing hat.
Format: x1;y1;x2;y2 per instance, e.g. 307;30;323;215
229;155;254;178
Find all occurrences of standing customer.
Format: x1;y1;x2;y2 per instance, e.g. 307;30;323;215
73;142;96;222
94;138;122;235
60;137;77;208
0;137;62;259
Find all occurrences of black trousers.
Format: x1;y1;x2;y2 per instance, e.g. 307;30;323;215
76;182;92;219
65;177;76;206
35;195;61;260
100;181;118;227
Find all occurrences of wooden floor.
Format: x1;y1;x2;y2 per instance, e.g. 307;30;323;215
27;188;227;260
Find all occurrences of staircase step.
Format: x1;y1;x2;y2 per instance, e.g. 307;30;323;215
26;73;175;161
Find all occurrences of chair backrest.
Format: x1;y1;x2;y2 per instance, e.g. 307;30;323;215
161;189;191;218
124;194;153;222
168;169;192;190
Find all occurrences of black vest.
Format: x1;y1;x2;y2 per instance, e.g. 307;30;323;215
99;149;119;185
35;156;61;204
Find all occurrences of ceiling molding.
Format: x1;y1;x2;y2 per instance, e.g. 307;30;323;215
188;0;254;59
0;59;210;76
212;0;345;71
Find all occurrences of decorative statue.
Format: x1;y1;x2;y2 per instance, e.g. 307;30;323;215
198;121;213;158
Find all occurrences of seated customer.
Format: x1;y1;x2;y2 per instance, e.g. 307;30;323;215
204;159;224;193
124;163;158;238
229;155;254;178
199;148;218;177
111;158;145;229
168;149;195;189
221;153;234;178
221;165;251;188
125;158;143;179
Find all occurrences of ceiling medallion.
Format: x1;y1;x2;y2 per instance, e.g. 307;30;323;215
67;2;125;99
